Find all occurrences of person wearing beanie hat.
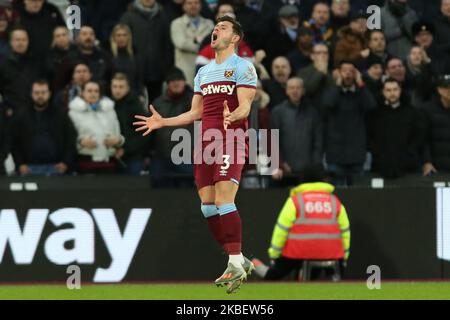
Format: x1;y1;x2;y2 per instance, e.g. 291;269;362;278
264;4;299;66
165;67;186;83
286;26;314;73
362;54;384;99
149;67;194;188
412;20;435;50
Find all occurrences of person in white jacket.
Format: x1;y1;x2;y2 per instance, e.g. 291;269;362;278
68;81;125;173
170;0;214;86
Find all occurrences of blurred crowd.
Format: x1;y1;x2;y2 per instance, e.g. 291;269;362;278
0;0;450;187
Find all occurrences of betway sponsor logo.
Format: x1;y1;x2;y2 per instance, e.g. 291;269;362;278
202;84;235;96
0;208;151;282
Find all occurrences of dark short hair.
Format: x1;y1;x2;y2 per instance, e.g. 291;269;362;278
72;62;91;73
313;1;330;10
339;60;357;69
31;79;50;90
383;78;401;89
112;73;130;85
216;15;244;43
367;29;385;41
386;57;404;68
9;25;28;41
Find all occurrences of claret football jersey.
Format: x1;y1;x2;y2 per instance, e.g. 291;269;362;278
194;53;258;134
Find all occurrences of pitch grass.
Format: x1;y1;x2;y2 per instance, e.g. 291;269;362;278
1;282;450;300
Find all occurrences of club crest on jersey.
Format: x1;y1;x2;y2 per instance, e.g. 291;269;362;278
202;84;235;96
224;70;234;78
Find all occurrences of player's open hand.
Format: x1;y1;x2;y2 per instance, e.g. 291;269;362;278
133;105;164;136
223;100;232;130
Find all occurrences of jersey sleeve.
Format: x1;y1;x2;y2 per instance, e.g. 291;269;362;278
194;71;202;95
236;60;258;89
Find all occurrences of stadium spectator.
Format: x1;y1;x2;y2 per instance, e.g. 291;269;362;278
380;0;418;59
0;27;44;114
0;7;10;60
268;0;315;22
435;0;450;51
351;0;385;13
264;5;299;69
110;73;147;175
385;57;412;101
408;0;441;22
55;26;113;92
46;0;70;19
422;74;450;175
10;80;76;176
303;1;333;45
109;24;143;94
368;78;425;179
322;61;377;186
161;0;185;23
286;26;314;73
362;55;384;99
405;45;434;107
150;67;194;188
252;166;350;281
46;26;76;89
77;0;131;47
170;0;214;86
120;0;173;103
68;81;124;174
271;78;323;182
249;79;270;131
0;1;19;23
297;43;334;114
16;0;65;61
333;11;368;67
54;62;92;111
0;105;8;175
75;26;112;86
262;56;290;109
412;21;435;51
330;0;351;32
232;0;267;50
359;30;390;71
195;3;254;70
162;0;214;23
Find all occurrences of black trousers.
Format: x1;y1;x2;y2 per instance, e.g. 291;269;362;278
264;257;343;281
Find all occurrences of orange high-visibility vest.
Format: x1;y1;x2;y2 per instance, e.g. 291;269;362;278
282;191;345;259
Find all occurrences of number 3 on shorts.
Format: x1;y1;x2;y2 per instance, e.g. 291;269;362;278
221;155;231;171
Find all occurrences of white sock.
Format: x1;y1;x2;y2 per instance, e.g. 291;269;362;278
228;253;245;268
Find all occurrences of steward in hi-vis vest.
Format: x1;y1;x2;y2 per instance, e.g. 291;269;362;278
269;182;350;261
252;168;350;281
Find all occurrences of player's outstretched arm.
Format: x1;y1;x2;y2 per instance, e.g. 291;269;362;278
223;87;256;129
133;95;203;136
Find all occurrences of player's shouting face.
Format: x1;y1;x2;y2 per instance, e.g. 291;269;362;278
211;21;239;51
